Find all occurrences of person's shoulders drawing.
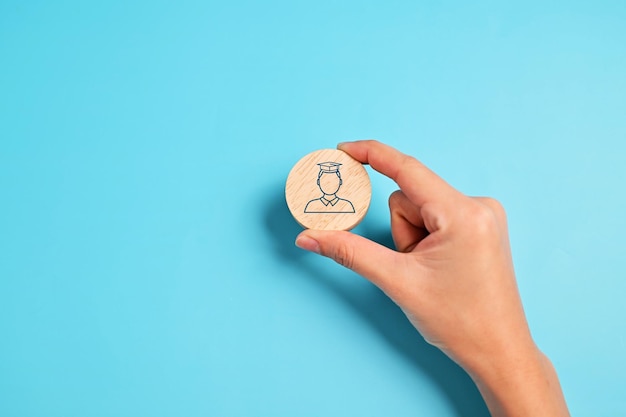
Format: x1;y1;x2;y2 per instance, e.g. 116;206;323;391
304;196;355;213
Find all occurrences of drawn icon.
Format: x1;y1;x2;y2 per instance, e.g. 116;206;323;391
304;162;355;213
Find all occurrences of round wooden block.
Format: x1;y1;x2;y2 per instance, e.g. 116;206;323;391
285;149;371;230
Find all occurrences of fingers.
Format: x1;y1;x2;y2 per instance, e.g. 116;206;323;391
338;140;460;208
389;190;429;252
295;229;407;299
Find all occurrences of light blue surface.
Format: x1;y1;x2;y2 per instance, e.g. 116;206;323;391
1;1;625;416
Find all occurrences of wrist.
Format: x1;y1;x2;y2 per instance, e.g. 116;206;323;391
465;343;569;417
464;335;540;385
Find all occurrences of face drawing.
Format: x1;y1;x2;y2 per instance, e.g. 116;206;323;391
318;172;342;195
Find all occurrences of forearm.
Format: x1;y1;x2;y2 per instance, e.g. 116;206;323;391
467;344;569;417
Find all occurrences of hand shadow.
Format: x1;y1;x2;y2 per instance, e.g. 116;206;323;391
263;185;489;417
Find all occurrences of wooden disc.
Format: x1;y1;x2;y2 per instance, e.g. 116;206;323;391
285;149;371;230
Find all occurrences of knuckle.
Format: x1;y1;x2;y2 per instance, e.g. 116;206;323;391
333;244;355;270
469;196;507;226
484;197;506;216
395;155;419;180
400;154;418;168
467;202;499;236
482;197;508;224
360;139;380;149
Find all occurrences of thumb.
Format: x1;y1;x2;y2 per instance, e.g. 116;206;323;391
295;229;405;297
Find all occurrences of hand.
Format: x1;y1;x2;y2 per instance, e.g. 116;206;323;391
295;140;569;417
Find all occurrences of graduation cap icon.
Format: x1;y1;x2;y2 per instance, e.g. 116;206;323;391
317;162;342;173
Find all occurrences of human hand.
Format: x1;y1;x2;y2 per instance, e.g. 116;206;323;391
295;140;569;417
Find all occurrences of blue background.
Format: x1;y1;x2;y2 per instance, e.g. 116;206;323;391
1;1;625;416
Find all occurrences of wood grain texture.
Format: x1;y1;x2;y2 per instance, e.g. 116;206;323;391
285;149;371;230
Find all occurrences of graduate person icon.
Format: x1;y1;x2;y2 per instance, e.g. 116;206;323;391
304;162;355;213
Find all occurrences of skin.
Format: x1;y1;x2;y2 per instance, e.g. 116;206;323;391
295;140;569;417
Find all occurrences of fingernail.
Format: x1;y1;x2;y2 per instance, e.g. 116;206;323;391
337;142;349;149
295;234;321;254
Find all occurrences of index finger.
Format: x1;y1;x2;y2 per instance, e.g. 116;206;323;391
338;140;459;207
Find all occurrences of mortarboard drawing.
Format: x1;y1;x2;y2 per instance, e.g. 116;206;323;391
304;161;355;213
